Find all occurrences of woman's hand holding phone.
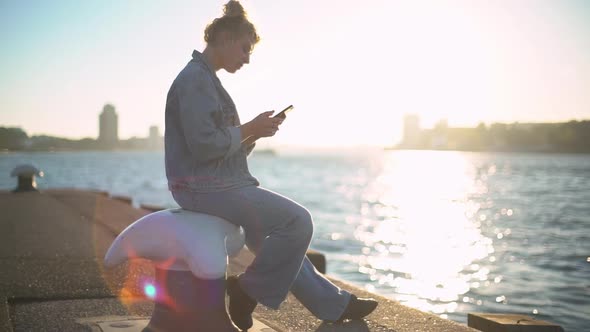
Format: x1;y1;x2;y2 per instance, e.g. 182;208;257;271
241;111;282;139
240;105;292;141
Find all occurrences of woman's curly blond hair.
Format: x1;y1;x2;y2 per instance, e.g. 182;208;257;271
204;1;260;45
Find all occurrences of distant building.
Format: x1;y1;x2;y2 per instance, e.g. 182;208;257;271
401;114;421;147
98;104;118;148
431;119;449;149
148;125;163;149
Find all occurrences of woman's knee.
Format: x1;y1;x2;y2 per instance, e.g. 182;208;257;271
293;207;314;241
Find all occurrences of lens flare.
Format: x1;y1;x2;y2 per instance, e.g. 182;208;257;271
144;283;156;299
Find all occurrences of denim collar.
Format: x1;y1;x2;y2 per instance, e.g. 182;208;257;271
192;50;217;78
191;49;234;107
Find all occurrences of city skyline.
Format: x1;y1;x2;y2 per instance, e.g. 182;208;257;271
1;1;590;147
95;103;163;146
0;103;164;151
5;106;588;153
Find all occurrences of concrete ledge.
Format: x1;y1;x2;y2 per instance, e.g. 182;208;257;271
139;204;165;212
468;313;564;332
111;195;133;205
305;249;326;274
90;190;109;197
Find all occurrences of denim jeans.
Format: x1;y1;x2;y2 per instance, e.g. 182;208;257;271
171;185;351;321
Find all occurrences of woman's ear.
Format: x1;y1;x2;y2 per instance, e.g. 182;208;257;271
217;30;235;47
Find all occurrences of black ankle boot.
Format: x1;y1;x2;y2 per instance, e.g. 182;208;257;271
227;275;257;330
335;294;378;322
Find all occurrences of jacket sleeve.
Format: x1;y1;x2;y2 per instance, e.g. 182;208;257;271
243;141;256;156
176;69;242;164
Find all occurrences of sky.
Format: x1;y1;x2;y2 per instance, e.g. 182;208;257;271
1;0;589;148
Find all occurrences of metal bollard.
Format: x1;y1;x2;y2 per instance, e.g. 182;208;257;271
143;268;239;332
11;164;43;193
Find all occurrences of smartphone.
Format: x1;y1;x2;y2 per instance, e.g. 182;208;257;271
273;105;294;119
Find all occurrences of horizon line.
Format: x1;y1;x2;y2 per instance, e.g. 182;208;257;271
3;117;590;141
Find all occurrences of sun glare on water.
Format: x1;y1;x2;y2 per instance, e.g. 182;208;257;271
356;151;494;317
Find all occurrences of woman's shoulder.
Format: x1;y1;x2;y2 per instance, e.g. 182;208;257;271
178;60;210;81
173;60;217;91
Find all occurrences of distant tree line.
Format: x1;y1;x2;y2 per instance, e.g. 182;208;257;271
398;120;590;153
481;121;590;153
0;127;29;150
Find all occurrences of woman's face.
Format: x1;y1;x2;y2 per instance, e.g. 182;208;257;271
219;33;254;73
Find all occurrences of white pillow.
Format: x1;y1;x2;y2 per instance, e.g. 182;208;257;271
103;209;245;279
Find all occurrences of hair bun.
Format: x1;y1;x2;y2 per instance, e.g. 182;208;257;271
223;0;246;18
204;0;259;45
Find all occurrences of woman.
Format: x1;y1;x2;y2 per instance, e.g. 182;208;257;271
164;1;377;329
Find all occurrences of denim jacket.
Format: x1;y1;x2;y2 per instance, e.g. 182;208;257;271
165;50;259;193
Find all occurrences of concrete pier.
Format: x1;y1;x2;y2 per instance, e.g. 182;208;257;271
468;313;564;332
0;189;480;331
